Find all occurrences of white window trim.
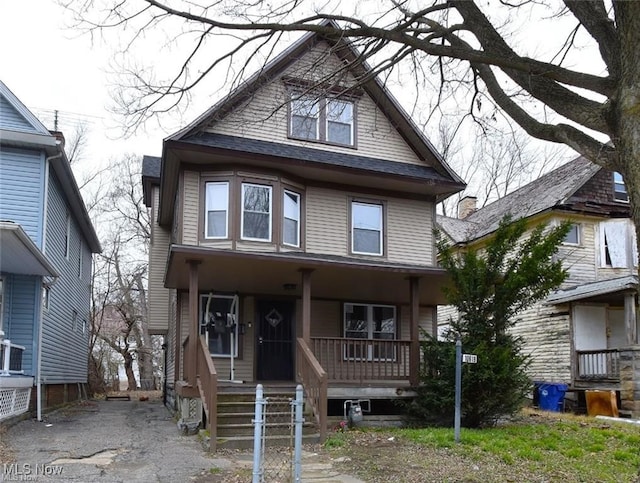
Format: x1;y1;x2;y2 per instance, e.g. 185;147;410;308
351;201;383;256
204;181;229;240
283;189;301;248
343;303;396;362
42;285;50;312
562;224;581;246
200;294;238;358
241;183;273;242
613;172;629;203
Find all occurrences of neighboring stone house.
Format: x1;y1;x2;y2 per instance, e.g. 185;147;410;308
142;23;465;449
438;155;640;417
0;81;101;421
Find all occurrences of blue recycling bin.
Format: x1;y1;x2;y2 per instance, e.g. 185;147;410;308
538;383;568;412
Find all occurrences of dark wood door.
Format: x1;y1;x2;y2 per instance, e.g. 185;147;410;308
256;300;294;381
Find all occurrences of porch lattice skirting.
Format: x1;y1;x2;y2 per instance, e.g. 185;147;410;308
0;387;31;421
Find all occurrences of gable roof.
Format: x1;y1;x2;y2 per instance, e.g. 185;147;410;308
0;81;101;253
166;21;462;184
438;156;601;244
141;155;161;207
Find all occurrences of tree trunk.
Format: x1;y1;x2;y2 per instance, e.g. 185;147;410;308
614;1;640;324
123;351;138;391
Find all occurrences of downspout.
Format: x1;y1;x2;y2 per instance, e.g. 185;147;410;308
37;146;62;422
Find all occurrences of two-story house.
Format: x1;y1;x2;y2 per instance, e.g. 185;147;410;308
0;81;101;421
143;24;465;449
438;155;640;418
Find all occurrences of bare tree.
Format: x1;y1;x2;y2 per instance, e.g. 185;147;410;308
63;1;640;272
89;155;155;391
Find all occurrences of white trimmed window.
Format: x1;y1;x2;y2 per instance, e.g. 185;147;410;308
613;172;628;202
42;286;50;311
283;190;300;247
72;309;78;332
352;201;383;255
344;303;396;361
78;240;83;278
241;183;272;241
205;182;229;239
563;224;580;245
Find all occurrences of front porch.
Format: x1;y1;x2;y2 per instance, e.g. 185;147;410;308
167;245;448;451
0;337;33;421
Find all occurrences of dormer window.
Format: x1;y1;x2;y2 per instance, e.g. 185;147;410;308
613;172;628;202
289;94;355;146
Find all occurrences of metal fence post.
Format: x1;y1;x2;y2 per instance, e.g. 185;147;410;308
252;384;265;483
293;384;304;482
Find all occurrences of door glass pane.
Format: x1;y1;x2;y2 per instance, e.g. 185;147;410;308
242;184;271;241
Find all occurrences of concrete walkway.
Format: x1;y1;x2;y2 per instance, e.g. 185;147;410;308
4;398;363;482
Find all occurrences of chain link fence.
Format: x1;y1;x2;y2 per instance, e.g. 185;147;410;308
252;384;304;483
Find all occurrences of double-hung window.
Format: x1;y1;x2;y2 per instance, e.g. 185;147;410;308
283;190;300;247
563;224;580;246
352;201;383;255
241;183;272;241
290;94;355;146
205;182;229;239
613;172;628;202
344;303;396;361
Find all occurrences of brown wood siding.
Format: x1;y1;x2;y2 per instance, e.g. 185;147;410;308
387;198;434;265
182;170;200;245
206;42;427;166
305;187;348;256
148;187;171;334
166;289;177;383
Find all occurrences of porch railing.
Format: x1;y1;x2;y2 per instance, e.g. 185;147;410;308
311;337;411;382
0;339;25;376
576;349;620;381
196;334;218;452
296;338;327;443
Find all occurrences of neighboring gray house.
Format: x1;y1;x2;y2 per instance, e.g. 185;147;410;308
0;81;101;421
438;155;640;417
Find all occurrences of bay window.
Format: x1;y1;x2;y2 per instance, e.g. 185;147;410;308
283;190;300;247
205;182;229;239
241;183;272;241
344;303;396;361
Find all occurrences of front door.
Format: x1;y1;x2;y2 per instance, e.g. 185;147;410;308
256;300;294;381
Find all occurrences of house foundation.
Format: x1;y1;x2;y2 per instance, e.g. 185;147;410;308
619;346;640;417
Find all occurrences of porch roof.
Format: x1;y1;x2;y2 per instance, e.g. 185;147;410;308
547;275;638;305
0;222;58;277
165;244;450;305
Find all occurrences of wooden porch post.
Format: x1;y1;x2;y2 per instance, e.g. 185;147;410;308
301;269;313;343
624;292;637;344
175;293;182;383
188;260;201;386
409;277;420;387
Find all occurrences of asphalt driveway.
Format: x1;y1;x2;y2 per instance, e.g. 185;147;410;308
2;396;363;482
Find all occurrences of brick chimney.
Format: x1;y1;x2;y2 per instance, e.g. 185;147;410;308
458;196;478;219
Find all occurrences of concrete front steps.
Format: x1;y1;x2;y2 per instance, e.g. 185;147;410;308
215;386;319;449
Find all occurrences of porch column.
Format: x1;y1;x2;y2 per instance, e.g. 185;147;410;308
175;293;182;383
301;269;313;344
187;260;201;386
624;292;637;344
409;277;420;387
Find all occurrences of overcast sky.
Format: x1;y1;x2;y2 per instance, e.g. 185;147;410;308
0;0;166;169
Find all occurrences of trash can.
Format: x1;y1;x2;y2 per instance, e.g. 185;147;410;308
538;383;568;412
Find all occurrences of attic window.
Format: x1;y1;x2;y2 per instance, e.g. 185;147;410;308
289;94;355;146
613;172;628;202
